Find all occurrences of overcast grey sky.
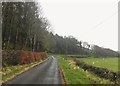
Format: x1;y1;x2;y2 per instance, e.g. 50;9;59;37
37;0;118;51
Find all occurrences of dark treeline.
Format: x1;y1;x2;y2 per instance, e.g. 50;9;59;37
2;2;50;52
2;2;119;57
2;2;88;55
92;45;119;57
49;34;90;55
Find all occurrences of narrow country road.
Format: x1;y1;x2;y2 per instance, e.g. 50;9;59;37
4;57;62;84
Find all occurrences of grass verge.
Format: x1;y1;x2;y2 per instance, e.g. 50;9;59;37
58;55;114;85
58;55;92;85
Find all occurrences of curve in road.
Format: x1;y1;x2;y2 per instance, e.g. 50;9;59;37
4;57;61;84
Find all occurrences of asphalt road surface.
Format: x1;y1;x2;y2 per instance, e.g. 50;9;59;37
5;57;62;84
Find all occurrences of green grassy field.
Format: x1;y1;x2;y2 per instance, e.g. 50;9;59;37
58;55;112;85
78;57;119;72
